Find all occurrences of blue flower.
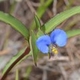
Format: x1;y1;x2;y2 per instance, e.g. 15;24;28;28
50;29;67;47
36;35;51;53
36;29;67;54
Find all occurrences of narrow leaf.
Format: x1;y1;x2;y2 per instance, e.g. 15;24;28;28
30;0;53;30
15;69;19;80
2;47;31;75
30;30;39;65
37;29;44;38
34;15;44;38
42;6;80;33
34;15;41;29
66;29;80;38
37;0;53;18
0;12;29;40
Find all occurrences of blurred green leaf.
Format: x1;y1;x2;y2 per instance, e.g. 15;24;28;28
26;66;32;79
34;15;41;29
30;30;39;65
15;69;19;80
30;0;53;30
0;0;5;2
42;6;80;33
0;12;29;40
34;15;44;38
37;0;53;18
37;29;44;38
66;29;80;38
2;48;31;75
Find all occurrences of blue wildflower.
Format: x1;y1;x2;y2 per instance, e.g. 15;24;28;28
36;35;51;53
36;29;67;54
50;29;67;47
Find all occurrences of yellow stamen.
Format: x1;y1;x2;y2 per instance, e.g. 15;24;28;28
52;47;58;54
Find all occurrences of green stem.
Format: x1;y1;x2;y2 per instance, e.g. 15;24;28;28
1;47;30;80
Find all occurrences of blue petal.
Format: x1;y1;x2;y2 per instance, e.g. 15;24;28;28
36;35;51;54
36;42;49;53
50;29;67;47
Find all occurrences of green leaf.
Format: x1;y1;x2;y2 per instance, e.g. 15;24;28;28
2;48;31;75
66;29;80;38
37;29;44;38
42;6;80;33
0;12;29;40
0;0;5;2
26;66;32;79
34;15;44;37
34;15;41;29
30;0;53;30
30;30;39;65
37;0;53;18
15;69;19;80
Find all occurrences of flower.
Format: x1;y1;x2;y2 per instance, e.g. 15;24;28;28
36;35;51;53
50;29;67;47
36;29;67;54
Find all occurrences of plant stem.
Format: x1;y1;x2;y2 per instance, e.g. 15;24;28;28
1;47;30;80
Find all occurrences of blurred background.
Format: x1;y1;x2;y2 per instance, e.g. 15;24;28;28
0;0;80;80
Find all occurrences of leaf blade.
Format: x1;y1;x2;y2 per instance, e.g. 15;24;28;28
34;15;41;29
2;48;31;75
42;6;80;33
66;29;80;38
30;30;39;64
30;0;53;30
0;12;29;40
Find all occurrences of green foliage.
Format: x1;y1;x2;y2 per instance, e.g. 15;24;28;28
30;30;39;65
15;69;19;80
66;29;80;38
34;15;41;29
42;6;80;34
34;15;44;37
2;48;31;75
0;12;29;40
30;0;53;30
1;5;80;80
37;0;53;18
26;66;32;79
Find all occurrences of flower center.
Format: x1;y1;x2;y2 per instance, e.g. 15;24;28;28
49;44;58;54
